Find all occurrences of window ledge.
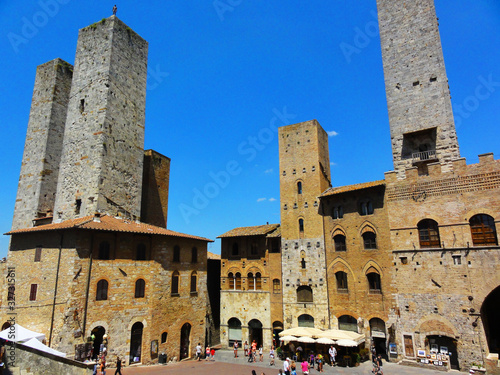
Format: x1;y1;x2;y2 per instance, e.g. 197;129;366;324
190;291;198;296
170;293;180;297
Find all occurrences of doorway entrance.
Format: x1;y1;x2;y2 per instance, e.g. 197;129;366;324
248;319;263;347
129;322;144;363
180;323;191;360
427;335;459;370
91;326;105;360
370;318;387;359
482;285;500;354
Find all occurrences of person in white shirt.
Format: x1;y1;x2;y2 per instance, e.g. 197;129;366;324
328;345;337;366
283;357;290;375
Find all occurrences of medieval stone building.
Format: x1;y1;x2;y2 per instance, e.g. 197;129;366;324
218;1;500;373
2;16;213;365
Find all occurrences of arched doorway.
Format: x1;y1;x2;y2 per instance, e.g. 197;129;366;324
298;314;314;328
91;326;105;360
369;318;387;358
272;321;283;348
228;318;242;347
338;315;358;332
248;319;263;347
427;335;459;370
482;286;500;354
129;322;143;363
180;323;191;360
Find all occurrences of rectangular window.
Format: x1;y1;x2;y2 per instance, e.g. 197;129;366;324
34;247;42;262
29;284;38;301
452;255;461;265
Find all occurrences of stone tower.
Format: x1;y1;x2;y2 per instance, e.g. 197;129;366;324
377;0;460;177
12;59;73;230
279;120;331;329
53;16;148;221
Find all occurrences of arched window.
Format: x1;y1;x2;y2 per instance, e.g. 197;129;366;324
418;219;441;248
191;247;198;263
232;243;239;256
161;332;168;344
363;232;377;249
228;272;235;290
173;245;180;262
247;273;255;290
171;271;180;295
96;279;108;301
299;219;304;233
273;279;281;294
228;318;242;345
334;234;346;251
335;271;348;292
360;201;374;216
298;314;314;328
297;181;303;194
338;315;358;332
255;272;262;290
297;285;313;303
367;272;382;294
470;214;498;246
135;279;145;298
332;206;344;219
98;241;110;260
190;271;197;293
136;243;146;260
235;272;242;290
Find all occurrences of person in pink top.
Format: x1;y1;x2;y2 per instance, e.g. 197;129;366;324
301;359;309;375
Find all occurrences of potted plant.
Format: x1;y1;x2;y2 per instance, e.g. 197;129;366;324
470;362;486;373
351;352;361;366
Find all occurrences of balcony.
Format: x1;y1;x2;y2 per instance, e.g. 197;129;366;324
412;150;437;164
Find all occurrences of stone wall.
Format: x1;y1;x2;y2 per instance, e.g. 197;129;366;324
54;16;148;221
377;0;459;177
12;58;73;230
141;150;170;228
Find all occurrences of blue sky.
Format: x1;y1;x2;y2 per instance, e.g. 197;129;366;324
1;1;499;258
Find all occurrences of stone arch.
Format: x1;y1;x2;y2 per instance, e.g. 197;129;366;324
87;320;109;338
227;267;241;275
414;315;459;338
328;257;358;284
127;317;148;331
335;310;359;320
413;214;442;228
359;221;378;236
362;260;384;277
331;224;347;237
465;208;500;222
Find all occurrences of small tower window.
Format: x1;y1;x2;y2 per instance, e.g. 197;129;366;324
75;199;82;215
79;99;85;113
297;181;303;194
299;219;304;233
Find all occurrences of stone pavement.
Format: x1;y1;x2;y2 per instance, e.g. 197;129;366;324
121;350;461;374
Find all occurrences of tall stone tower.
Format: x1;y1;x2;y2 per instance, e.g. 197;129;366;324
377;0;460;177
53;16;148;221
12;59;73;230
279;120;331;329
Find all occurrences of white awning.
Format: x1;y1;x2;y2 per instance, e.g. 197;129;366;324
0;324;45;343
23;338;66;357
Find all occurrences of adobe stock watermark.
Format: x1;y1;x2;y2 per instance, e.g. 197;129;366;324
453;74;500;127
7;0;71;54
339;10;379;64
147;64;169;91
213;0;243;21
179;106;297;223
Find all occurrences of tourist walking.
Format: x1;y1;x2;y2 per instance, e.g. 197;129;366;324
283;357;290;375
328;345;336;366
244;341;249;356
269;346;275;366
205;346;210;360
114;356;122;375
259;345;263;362
301;359;309;375
196;343;202;361
234;340;239;358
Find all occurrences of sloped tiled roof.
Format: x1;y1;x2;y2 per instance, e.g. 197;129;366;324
266;226;281;238
320;180;385;197
217;224;280;238
207;251;221;260
5;214;213;242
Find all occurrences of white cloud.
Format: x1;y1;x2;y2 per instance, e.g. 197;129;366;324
264;168;273;174
269;197;277;202
327;130;339;137
330;161;337;166
257;198;266;202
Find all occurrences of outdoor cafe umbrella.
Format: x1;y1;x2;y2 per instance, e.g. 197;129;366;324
296;336;316;344
336;339;358;347
279;335;298;342
316;337;336;345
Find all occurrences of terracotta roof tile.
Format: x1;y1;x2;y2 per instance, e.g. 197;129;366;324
320;180;385;197
5;214;213;242
217;224;280;238
266;226;281;238
207;252;221;260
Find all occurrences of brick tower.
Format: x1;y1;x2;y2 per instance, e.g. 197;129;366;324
377;0;460;177
279;120;331;329
53;16;148;221
12;59;73;230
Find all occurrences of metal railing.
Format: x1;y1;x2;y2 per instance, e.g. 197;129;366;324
412;150;437;162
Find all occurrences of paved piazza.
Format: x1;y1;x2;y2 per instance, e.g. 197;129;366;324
121;352;454;375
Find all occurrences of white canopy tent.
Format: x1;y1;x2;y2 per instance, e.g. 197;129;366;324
0;324;46;343
23;338;66;357
278;327;365;347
